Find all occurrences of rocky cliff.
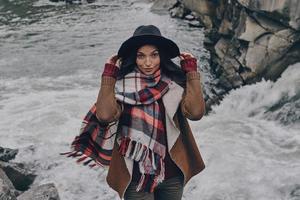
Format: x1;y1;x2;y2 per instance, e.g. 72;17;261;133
153;0;300;110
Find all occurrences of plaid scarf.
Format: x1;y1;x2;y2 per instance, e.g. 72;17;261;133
62;67;171;193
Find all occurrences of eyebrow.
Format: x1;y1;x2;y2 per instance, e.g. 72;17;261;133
137;49;159;54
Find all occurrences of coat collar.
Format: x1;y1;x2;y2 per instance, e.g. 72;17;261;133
162;81;184;150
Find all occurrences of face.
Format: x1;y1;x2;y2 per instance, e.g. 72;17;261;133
136;44;160;75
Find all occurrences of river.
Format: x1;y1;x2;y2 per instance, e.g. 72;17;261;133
0;0;299;199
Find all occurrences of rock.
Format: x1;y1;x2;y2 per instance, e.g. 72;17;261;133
0;161;36;191
214;37;230;59
223;55;240;72
0;147;18;162
251;12;286;33
263;41;300;80
218;17;233;35
150;0;177;12
217;74;233;90
227;72;244;87
267;29;299;62
185;14;195;20
237;0;300;30
240;71;257;83
17;183;60;200
0;169;17;200
182;0;217;16
245;28;300;76
217;1;242;35
244;33;271;74
235;9;268;41
166;0;300;110
237;43;248;67
188;20;205;28
290;185;300;199
182;0;217;29
169;3;187;18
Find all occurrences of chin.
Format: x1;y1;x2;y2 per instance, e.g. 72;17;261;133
143;71;155;75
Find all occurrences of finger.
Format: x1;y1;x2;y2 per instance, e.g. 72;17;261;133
111;55;118;61
107;54;119;64
116;58;122;67
180;52;191;58
179;55;185;60
183;54;195;60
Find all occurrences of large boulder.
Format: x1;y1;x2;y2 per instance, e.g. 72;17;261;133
0;168;17;200
0;161;36;191
0;147;18;162
182;0;217;16
17;183;60;200
150;0;177;11
245;28;300;75
181;0;217;29
237;0;300;30
235;9;268;41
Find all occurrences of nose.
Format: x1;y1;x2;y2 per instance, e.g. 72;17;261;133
145;57;152;67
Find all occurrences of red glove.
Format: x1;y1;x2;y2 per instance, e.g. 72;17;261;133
102;63;119;79
101;55;121;79
179;52;198;73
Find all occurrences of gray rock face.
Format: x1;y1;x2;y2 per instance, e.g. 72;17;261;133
150;0;177;12
0;161;36;191
0;148;18;162
0;147;60;199
17;183;60;200
237;0;300;30
0;169;17;200
166;0;300;109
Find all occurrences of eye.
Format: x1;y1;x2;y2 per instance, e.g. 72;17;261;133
137;54;145;59
152;53;159;57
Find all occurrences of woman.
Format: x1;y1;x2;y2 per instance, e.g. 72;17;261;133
68;25;206;200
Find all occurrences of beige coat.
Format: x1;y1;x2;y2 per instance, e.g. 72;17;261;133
96;71;206;199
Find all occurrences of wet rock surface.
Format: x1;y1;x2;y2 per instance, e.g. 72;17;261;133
156;0;300;110
0;146;60;200
0;168;17;200
0;161;36;191
0;147;18;162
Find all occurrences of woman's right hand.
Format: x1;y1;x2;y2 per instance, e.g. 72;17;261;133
102;54;121;78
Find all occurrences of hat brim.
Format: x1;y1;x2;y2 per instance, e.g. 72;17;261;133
117;35;180;59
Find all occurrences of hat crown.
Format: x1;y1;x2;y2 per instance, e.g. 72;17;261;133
133;25;162;37
118;25;180;59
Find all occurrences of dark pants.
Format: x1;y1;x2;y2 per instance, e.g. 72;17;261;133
124;176;184;200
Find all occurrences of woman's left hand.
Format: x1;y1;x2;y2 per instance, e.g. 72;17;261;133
179;52;198;73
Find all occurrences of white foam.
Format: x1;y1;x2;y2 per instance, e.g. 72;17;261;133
187;63;300;200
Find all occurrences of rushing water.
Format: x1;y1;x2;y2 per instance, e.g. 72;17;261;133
0;0;299;200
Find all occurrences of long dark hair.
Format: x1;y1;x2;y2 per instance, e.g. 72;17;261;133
117;46;186;88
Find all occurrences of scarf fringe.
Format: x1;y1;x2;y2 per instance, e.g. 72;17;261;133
136;174;162;193
60;150;102;169
119;137;165;162
119;137;165;192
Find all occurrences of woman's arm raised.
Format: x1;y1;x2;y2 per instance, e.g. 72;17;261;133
95;55;122;123
179;53;206;120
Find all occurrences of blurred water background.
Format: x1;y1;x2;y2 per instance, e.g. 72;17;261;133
0;0;299;199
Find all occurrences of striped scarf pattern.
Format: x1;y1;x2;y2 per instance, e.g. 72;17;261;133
62;67;171;193
115;68;170;192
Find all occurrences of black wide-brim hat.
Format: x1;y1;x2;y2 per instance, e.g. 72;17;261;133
117;25;180;59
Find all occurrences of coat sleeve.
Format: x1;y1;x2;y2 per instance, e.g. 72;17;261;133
95;76;122;123
180;71;206;120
